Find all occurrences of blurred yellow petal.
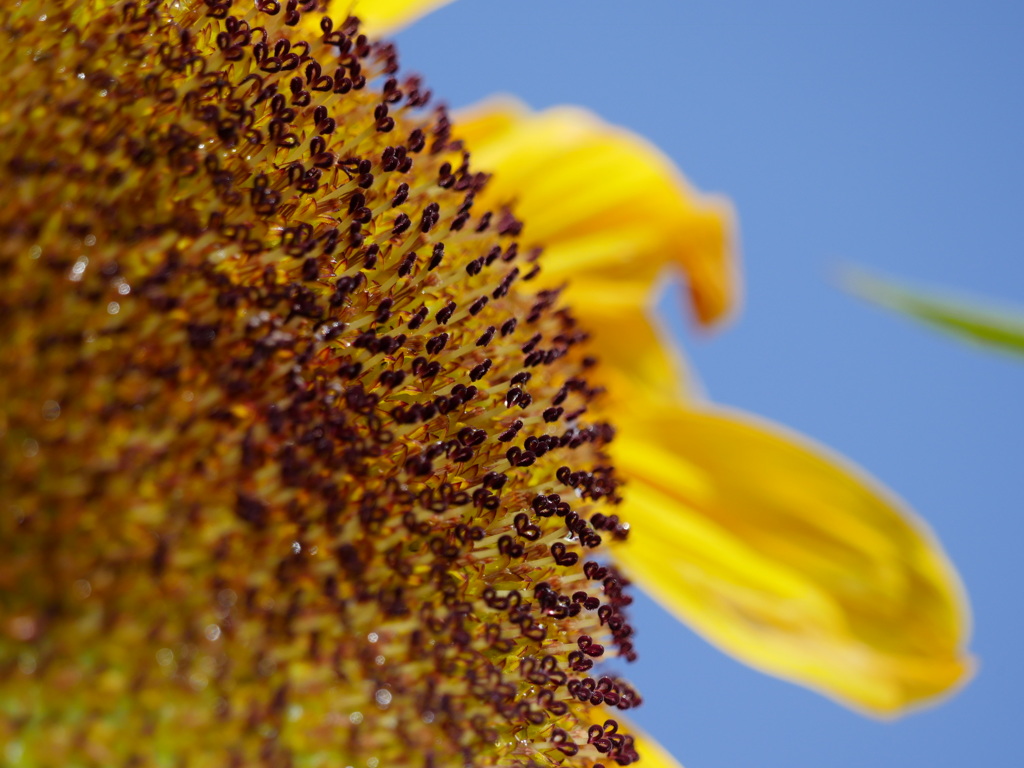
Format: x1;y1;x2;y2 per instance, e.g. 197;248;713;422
347;0;456;37
570;286;699;403
610;404;973;715
454;98;738;326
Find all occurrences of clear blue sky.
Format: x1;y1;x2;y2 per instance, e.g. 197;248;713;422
395;1;1024;766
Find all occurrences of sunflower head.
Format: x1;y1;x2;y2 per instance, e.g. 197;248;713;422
0;2;643;766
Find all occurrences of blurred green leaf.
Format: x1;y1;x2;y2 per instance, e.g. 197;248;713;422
845;269;1024;359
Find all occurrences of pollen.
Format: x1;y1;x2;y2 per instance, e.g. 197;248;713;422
0;2;643;767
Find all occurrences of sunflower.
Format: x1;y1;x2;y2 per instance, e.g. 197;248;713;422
0;1;970;767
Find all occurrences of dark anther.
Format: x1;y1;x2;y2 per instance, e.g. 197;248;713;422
496;209;523;236
425;332;449;355
405;454;434;476
550;543;579;567
567;651;594;673
521;657;547;686
301;257;319;281
497;536;524;558
375;297;394;324
587;562;610;582
320;321;345;341
457;427;486;447
437;161;454;188
428;242;444;270
469;359;492;382
543;407;564;423
513;514;541;541
521;334;542;354
551;729;579;757
511;371;531;385
378;370;405;387
407;305;428;329
520;622;547;642
471;488;498;510
476;326;496;347
482;471;508;490
420;202;440;232
524;350;545;368
492;267;520;299
484;245;502;266
497;424;519;442
348;192;366;213
578;635;605;658
435;301;456;324
500;318;517;336
392;213;411;235
450;444;476;466
528;493;552;518
397;253;417;278
469;296;488;315
408;128;426;152
449;212;470;231
391;182;409;207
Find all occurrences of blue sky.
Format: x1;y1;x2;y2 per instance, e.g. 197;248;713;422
394;1;1024;766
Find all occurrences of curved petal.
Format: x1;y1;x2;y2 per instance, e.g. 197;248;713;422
347;0;456;38
610;403;973;715
453;98;738;326
570;287;701;403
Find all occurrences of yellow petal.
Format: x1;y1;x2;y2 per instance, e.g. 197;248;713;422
345;0;456;38
610;404;973;715
572;295;701;404
454;98;739;326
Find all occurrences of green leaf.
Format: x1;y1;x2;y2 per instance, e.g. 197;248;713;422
844;269;1024;359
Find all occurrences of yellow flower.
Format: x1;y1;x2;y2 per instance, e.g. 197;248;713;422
1;2;647;766
351;0;456;38
0;4;971;768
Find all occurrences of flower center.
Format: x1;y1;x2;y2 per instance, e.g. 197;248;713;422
0;1;642;765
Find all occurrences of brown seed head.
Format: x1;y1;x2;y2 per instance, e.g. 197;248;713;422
0;2;640;766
